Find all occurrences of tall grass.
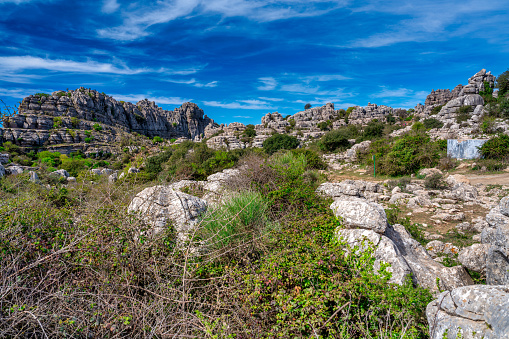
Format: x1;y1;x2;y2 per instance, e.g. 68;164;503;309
199;191;277;256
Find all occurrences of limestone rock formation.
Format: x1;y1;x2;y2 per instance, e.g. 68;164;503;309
384;224;473;294
1;88;216;153
336;228;412;285
128;186;208;239
330;198;388;234
426;285;509;339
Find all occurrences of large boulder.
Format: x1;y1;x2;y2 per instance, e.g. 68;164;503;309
50;169;69;178
330;199;388;234
426;285;509;339
499;195;509;217
385;224;473;294
336;228;412;285
128;186;208;239
458;243;489;274
6;165;23;175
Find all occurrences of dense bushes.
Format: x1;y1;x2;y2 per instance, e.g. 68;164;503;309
478;134;509;160
262;133;299;155
422;118;443;130
359;130;446;176
319;129;351;152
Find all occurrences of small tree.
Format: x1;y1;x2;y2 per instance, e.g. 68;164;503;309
263;134;300;155
304;103;312;110
496;70;509;97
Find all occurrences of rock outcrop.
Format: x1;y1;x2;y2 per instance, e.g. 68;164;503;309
1;88;216;153
426;285;509;339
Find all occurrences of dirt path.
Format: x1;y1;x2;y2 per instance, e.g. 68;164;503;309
464;173;509;185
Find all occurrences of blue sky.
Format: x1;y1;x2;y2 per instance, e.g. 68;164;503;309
1;0;509;125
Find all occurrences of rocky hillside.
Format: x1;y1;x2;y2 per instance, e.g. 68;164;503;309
0;87;216;154
0;68;502;155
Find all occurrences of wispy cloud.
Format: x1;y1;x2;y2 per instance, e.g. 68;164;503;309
302;74;351;82
204;99;274;110
102;0;119;14
0;56;204;84
97;0;348;40
110;93;191;105
233;115;253;118
370;86;429;108
349;0;509;48
257;77;277;91
0;87;52;98
165;78;218;88
259;96;284;102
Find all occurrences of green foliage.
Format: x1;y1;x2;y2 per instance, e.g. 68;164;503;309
134;114;146;124
2;141;20;155
479;80;494;98
430;105;443;115
262;134;300;155
93;123;102;131
34;92;50;97
37;151;62;168
66;129;76;138
291;149;327;170
84;137;93;143
496;69;509;97
84;130;92;137
478;134;509;160
71;117;79;128
153;136;164;143
170;138;176;143
243;124;256;138
53;116;62;129
424;173;446;189
304;103;312;110
199;191;275;256
422;118;444;130
359;131;446;176
456;105;473;123
172;122;178;127
319;129;351;152
360;120;384;140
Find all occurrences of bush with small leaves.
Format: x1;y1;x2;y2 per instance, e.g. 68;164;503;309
262;134;300;155
424;173;446;190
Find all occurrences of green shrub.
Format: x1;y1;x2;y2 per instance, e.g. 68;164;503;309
66;129;76;138
317;120;331;131
422;118;443;130
497;69;509;97
70;117;79;128
304;103;312;110
291;149;327;170
170;138;176;143
199;191;275;255
153;136;164;143
262;134;300;155
430;105;443;115
34;92;50;97
53;116;62;129
359;131;446;176
84;130;92;137
473;159;507;171
84;137;92;143
242;124;256;138
478;134;509;159
319;129;351;152
37;151;62;167
93;123;102;131
424;173;446;189
456;105;473;123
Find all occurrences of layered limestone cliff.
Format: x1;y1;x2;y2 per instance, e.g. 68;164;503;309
0;88;216;153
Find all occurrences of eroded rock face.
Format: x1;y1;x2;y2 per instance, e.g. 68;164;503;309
426;285;509;339
128;186;208;238
385;224;473;294
336;228;412;285
331;199;388;234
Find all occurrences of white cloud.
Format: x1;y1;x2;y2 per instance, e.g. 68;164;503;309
110;93;191;105
302;74;351;82
259;96;284;101
165;78;218;88
97;0;348;40
203;99;274;110
233;115;253;118
0;87;52;98
349;0;509;48
102;0;120;13
0;56;203;83
257;77;277;91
